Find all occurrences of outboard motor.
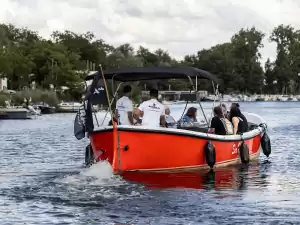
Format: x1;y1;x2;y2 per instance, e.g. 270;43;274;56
261;133;271;157
204;141;216;169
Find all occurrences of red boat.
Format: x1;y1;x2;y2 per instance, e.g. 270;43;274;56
74;67;271;173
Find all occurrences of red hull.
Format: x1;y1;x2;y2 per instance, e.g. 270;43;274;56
90;126;263;173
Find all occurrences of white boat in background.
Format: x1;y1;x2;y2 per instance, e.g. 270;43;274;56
58;102;82;113
287;95;298;101
58;101;100;113
27;105;41;115
173;100;186;105
237;94;253;102
221;94;240;102
202;94;220;102
0;107;36;120
255;95;266;101
221;95;232;102
162;100;173;106
277;95;289;101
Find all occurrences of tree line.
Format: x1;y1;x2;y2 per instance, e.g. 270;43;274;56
0;23;300;101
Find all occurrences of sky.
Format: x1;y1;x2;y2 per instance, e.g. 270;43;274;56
0;0;300;64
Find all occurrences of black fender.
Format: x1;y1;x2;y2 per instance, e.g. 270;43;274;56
239;141;250;164
74;111;86;140
261;133;271;157
204;141;216;169
85;144;94;167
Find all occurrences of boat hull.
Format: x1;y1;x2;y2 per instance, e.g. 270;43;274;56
90;125;264;173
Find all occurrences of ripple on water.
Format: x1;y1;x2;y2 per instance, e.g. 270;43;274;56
1;103;300;224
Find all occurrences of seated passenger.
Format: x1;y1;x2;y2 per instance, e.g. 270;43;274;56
221;103;230;119
229;106;248;135
133;108;142;125
164;106;176;127
179;107;198;124
137;88;166;127
230;103;248;131
210;106;233;135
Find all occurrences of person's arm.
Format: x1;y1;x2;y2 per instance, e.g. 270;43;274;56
127;100;134;125
114;109;119;123
137;102;144;118
232;117;239;135
160;115;166;127
160;106;166;127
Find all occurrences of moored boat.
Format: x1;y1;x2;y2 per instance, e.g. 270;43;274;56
34;103;56;114
74;67;272;173
0;107;34;120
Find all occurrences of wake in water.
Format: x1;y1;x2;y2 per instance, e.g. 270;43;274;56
58;161;132;189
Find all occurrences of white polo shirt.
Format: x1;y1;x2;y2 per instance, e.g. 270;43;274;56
138;99;165;127
116;96;133;125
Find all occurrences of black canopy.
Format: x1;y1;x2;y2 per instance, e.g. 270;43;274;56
85;67;221;84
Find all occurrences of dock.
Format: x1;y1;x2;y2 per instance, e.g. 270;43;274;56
0;108;33;120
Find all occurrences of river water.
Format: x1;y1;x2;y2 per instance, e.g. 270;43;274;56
0;102;300;225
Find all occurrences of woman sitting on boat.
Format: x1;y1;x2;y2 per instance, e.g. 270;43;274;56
179;107;198;124
221;103;229;119
164;106;176;128
210;106;233;135
229;106;248;135
230;103;248;132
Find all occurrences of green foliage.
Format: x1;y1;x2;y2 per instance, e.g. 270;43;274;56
0;93;9;107
0;22;300;98
10;89;59;106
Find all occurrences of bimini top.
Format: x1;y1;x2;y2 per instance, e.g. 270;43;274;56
85;67;220;84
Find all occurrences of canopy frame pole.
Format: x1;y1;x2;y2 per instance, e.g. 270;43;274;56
100;82;123;126
97;65;115;130
185;75;209;126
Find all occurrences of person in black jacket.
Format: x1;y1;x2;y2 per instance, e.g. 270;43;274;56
230;103;248;132
211;106;234;135
229;105;248;134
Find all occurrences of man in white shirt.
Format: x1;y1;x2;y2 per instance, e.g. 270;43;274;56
115;85;134;125
137;88;166;127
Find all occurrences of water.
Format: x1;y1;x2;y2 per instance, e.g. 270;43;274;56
0;102;300;225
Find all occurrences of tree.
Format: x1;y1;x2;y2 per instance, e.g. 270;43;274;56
1;22;300;102
230;27;265;93
269;25;300;94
